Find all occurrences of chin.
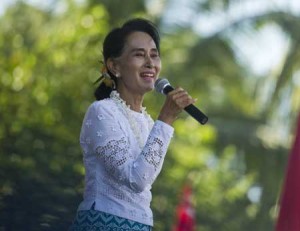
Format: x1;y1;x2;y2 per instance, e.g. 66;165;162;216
142;85;154;94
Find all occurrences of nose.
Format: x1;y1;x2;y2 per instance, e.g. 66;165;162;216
145;54;154;68
145;63;153;68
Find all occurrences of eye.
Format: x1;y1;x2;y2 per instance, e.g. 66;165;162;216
151;53;159;58
135;52;144;57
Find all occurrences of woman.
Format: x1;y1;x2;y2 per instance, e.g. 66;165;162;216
70;18;196;230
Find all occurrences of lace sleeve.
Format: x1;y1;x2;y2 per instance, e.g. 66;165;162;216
129;120;174;191
81;102;174;193
81;101;131;180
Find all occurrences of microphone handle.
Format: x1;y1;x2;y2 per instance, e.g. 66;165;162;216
184;104;208;125
162;85;208;125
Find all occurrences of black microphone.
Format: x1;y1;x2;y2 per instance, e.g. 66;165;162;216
155;78;208;125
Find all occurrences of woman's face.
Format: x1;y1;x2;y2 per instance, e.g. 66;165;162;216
114;31;161;95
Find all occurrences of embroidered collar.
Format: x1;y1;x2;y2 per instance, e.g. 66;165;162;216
110;91;154;149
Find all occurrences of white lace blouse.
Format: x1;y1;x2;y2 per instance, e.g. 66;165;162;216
77;92;174;226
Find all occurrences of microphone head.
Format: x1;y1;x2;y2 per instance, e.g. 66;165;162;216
155;78;170;94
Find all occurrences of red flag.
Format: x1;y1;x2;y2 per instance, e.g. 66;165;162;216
173;184;196;231
276;114;300;231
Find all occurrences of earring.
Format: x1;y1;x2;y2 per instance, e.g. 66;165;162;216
115;73;120;78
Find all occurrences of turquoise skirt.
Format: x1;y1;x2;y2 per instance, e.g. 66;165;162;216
70;210;152;231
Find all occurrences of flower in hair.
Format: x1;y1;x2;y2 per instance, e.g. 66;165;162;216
101;65;108;76
95;64;115;89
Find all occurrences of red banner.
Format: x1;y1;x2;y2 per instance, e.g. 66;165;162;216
276;114;300;231
173;184;196;231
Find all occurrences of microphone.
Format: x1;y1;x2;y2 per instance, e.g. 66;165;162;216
155;78;208;125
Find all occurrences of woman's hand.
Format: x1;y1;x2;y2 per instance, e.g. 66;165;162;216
158;87;196;125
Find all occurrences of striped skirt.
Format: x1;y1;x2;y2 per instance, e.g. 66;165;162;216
70;210;152;231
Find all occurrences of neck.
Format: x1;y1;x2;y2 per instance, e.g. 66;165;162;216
116;88;144;112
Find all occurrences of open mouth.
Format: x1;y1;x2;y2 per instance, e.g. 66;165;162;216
140;72;155;79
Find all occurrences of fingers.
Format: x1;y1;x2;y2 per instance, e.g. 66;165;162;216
158;87;197;125
168;87;196;108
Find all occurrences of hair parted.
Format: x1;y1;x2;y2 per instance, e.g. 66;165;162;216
94;18;160;100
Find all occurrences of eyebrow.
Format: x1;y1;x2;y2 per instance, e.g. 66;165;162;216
130;48;159;53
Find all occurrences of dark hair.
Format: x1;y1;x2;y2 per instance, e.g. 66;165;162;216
94;18;160;100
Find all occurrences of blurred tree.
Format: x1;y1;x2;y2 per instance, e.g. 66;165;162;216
0;1;110;230
0;0;299;230
150;0;300;230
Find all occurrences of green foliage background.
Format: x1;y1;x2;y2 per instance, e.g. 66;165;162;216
0;0;299;230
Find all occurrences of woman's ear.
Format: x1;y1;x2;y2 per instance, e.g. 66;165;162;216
106;58;120;77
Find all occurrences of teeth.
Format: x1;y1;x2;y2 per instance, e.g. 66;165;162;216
141;73;154;77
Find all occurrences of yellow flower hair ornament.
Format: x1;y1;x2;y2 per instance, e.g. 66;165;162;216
95;65;116;89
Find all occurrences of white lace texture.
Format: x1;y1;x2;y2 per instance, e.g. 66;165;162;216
110;90;154;149
78;96;174;225
96;137;129;175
